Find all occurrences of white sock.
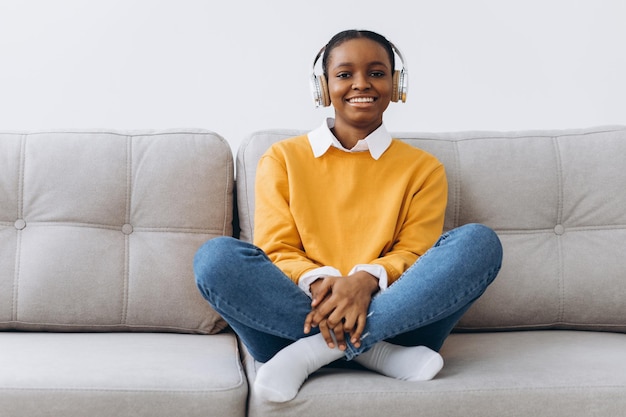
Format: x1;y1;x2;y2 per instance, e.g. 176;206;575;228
355;341;444;381
254;333;343;402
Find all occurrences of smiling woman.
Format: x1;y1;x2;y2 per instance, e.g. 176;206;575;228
193;29;504;403
314;30;408;149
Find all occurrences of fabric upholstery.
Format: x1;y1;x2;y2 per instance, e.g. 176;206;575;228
236;126;626;332
245;331;626;417
0;332;247;417
0;130;232;334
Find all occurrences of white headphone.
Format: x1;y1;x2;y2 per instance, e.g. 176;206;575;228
310;40;408;108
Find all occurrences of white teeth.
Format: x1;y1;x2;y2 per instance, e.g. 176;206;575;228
349;97;374;103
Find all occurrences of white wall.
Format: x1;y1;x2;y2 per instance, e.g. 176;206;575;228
1;0;624;153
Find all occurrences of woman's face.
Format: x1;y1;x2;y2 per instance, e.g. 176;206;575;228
326;37;393;134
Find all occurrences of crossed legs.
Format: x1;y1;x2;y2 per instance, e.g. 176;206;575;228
194;224;503;402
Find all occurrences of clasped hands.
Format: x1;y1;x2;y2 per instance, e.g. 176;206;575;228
303;270;379;351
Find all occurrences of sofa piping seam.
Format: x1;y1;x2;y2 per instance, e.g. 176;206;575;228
0;320;218;333
230;328;247;389
224;148;233;236
295;384;626;399
239;138;253;242
5;129;219;138
12;134;27;322
2;222;225;234
395;126;626;142
0;386;245;394
494;225;626;234
121;135;132;325
553;136;565;325
454;320;626;330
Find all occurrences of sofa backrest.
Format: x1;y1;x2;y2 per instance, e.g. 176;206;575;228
237;125;626;332
0;129;232;334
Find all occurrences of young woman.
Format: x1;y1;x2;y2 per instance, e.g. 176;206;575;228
194;29;503;403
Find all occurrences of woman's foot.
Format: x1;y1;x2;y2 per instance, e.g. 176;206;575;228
355;341;443;381
254;333;343;402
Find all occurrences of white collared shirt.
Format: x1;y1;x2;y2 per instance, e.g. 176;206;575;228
298;118;390;297
307;117;392;160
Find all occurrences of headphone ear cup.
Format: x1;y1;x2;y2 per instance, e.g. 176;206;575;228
310;74;331;107
318;74;330;107
391;70;400;102
310;75;322;108
392;69;408;103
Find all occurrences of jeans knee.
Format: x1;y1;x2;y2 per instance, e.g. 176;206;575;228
463;223;498;241
193;236;238;289
460;223;503;266
200;236;240;254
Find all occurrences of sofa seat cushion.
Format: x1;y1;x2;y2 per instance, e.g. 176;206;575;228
246;331;626;417
0;332;247;417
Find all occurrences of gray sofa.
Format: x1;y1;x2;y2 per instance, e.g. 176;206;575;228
0;130;246;417
2;125;626;417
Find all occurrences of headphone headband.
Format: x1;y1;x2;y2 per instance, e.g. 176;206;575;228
310;39;408;108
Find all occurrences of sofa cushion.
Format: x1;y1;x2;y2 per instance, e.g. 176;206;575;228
236;126;626;332
245;331;626;417
0;129;232;334
0;332;247;417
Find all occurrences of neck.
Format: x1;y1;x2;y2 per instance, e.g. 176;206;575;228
331;120;382;150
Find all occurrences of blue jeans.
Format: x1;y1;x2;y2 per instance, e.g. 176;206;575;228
194;223;503;362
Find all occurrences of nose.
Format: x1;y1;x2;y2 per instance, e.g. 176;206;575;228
352;72;371;90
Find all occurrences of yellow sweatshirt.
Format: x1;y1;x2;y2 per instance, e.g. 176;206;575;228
253;134;447;286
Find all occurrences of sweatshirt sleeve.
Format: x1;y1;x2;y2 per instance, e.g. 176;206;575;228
253;151;322;283
370;163;448;284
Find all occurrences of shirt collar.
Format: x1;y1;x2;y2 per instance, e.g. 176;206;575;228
307;118;392;160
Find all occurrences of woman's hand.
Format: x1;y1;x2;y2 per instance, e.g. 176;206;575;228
304;271;379;350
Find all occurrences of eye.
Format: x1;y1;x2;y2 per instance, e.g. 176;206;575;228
336;72;351;79
370;71;386;78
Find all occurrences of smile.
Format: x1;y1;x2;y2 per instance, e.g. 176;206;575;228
347;97;376;103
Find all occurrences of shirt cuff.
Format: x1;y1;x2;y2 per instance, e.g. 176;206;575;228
298;266;341;297
348;264;388;293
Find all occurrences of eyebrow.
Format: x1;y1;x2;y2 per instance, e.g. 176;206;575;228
332;61;390;70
